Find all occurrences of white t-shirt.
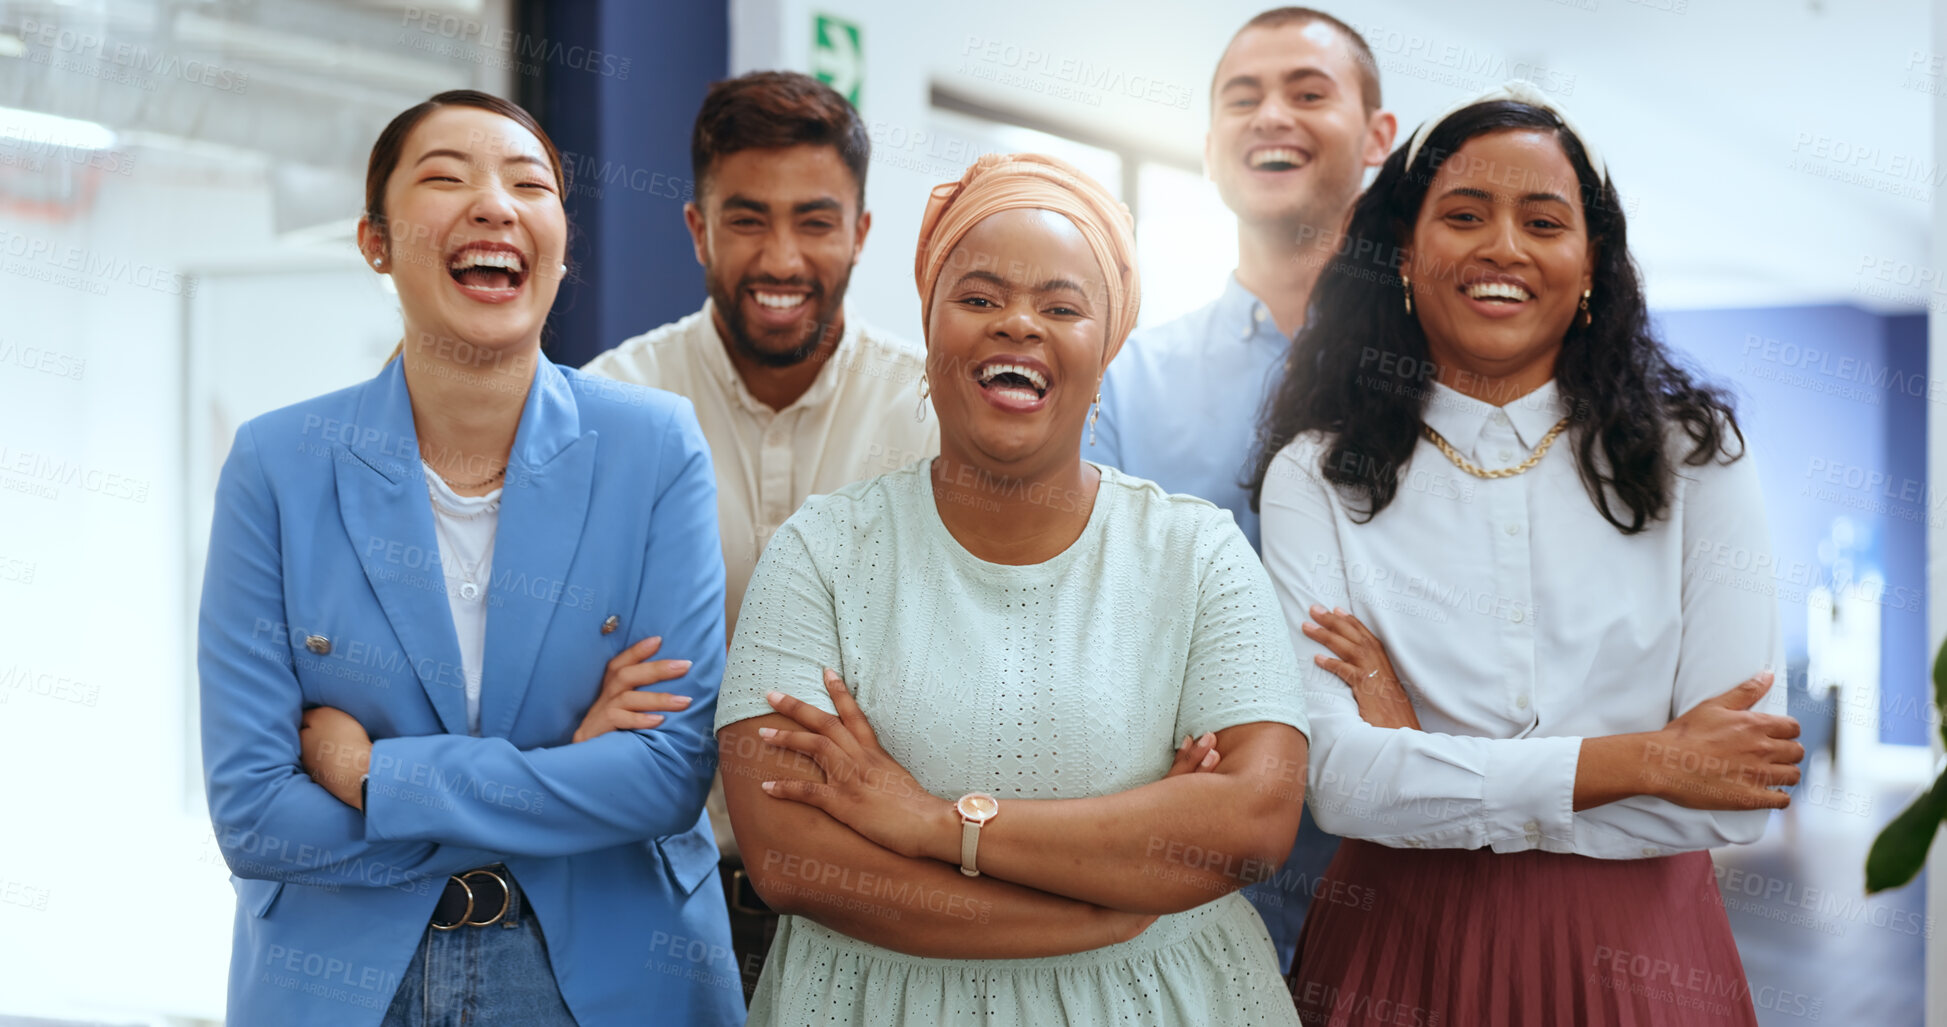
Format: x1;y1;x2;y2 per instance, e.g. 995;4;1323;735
424;463;501;736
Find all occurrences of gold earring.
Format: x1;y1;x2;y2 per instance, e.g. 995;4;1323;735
1580;288;1592;326
1087;389;1102;447
913;373;930;423
1402;275;1413;315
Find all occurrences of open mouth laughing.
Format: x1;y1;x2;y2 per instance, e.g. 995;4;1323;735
973;356;1052;413
1247;144;1312;173
446;241;529;303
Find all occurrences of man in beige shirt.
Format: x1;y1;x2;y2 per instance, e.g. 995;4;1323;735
582;70;935;994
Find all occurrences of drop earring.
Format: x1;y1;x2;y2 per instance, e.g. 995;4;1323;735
1087;389;1102;446
1401;275;1413;315
914;373;930;423
1580;288;1592;326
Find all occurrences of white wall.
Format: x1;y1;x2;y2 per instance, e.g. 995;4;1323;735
736;0;1932;340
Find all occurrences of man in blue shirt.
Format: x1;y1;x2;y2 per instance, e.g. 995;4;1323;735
1090;7;1395;968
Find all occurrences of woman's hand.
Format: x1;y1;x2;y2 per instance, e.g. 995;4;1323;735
759;669;958;862
572;635;695;743
1642;672;1803;810
300;706;372;810
1165;732;1223;777
1303;604;1421;730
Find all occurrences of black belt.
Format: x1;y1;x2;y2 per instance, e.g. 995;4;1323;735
431;866;514;930
719;861;772;917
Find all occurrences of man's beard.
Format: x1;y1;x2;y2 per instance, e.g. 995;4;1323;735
709;269;850;369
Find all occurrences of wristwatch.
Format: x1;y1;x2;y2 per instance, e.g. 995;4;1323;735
954;793;1000;877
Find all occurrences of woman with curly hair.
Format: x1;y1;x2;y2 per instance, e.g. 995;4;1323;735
1249;82;1802;1026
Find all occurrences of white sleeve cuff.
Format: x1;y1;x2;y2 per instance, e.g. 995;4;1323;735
1482;735;1582;851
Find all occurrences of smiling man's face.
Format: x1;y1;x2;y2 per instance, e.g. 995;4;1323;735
686;143;869;367
1206;19;1383;234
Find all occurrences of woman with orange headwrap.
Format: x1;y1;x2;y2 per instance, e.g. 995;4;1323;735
710;153;1309;1025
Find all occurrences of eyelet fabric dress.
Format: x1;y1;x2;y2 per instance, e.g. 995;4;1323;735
715;459;1309;1026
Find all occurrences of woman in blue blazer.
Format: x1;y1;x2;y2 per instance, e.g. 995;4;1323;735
197;90;742;1026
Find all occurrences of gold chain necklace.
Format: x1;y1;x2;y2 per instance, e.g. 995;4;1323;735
1422;418;1571;479
421;453;507;491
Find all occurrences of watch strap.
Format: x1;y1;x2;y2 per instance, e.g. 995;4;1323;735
959;817;982;877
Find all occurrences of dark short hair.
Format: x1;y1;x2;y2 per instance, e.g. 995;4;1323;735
1215;7;1382;116
690;71;870;205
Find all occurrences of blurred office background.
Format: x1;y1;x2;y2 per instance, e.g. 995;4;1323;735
0;0;1937;1023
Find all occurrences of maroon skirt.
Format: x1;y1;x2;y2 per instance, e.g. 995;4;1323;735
1289;839;1758;1027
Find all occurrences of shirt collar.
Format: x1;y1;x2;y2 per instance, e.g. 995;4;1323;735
1220;274;1286;346
695;297;859;416
1424;378;1569;457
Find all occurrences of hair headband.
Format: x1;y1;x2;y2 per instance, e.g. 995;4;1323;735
1403;79;1608;187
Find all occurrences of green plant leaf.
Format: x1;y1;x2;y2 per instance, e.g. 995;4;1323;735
1866;769;1947;893
1934;636;1947;752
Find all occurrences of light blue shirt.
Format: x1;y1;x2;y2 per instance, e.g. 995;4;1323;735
1092;274;1290;552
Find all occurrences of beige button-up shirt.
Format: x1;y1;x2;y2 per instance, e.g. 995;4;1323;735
585;301;938;861
585;301;939;638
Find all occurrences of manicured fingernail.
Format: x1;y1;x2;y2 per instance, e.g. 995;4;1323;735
1313;654;1328;665
648;636;662;646
1309;604;1326;616
673;695;693;705
766;691;785;705
761;781;776;793
1200;750;1218;768
673;660;692;671
1333;606;1348;615
1302;622;1318;632
758;727;776;739
1182;735;1193;748
645;715;664;726
1199;732;1216;747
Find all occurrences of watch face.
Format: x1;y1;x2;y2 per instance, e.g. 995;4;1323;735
958;793;999;822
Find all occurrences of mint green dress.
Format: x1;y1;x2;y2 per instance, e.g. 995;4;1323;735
715;459;1309;1026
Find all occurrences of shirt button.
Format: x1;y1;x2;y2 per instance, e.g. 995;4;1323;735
1515;694;1530;710
1505;523;1520;536
1253;306;1268;324
1642;847;1662;858
1498;449;1514;462
1512;608;1526;624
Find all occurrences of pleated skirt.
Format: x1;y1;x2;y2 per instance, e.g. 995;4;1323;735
1289;840;1759;1027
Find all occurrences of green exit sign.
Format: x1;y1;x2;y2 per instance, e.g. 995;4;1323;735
812;13;862;106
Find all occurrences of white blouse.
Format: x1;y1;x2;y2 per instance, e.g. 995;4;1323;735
424;465;500;737
1259;379;1785;859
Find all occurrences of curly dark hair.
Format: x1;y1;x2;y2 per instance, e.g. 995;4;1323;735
1245;100;1742;533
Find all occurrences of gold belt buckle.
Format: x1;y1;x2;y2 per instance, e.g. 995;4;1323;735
430;875;475;932
460;868;513;928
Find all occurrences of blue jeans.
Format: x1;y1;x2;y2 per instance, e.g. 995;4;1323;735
380;877;580;1027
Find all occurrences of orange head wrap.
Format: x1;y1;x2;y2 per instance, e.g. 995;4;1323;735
914;153;1142;365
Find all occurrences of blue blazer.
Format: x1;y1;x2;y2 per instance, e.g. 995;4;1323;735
198;357;743;1026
